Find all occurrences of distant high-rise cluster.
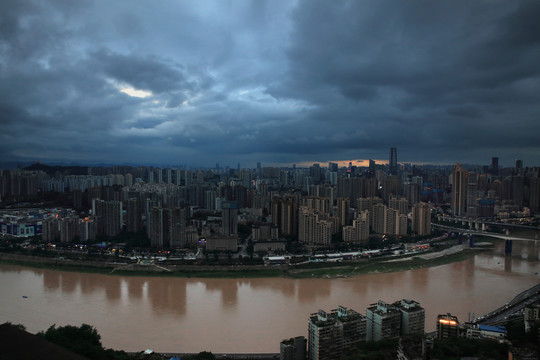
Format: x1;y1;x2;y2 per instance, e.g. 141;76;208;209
450;160;540;218
1;152;539;246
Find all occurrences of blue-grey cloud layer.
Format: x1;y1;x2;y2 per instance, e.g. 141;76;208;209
1;0;539;167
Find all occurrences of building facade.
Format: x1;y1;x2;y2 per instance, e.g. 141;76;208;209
308;306;366;360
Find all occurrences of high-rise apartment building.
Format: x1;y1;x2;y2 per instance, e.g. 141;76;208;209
328;162;338;173
466;181;478;217
221;201;238;236
92;199;123;237
271;196;298;236
303;196;331;214
530;177;540;213
105;200;123;237
412;202;431;236
371;203;390;235
337;197;351;227
338;177;377;208
491;157;499;175
437;313;459;340
512;175;524;208
381;175;402;202
79;216;97;242
342;211;369;243
366;300;402;341
371;204;406;235
60;215;79;244
126;198;142;233
298;206;332;247
404;183;420;206
395;299;425;336
148;207;168;248
451;163;468;216
280;336;306;360
389;196;409;215
308;306;366;360
170;207;186;248
147;207;186;248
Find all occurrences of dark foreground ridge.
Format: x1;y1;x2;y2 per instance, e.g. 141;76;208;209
0;323;90;360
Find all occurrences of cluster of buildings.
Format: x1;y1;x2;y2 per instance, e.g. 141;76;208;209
451;158;540;219
278;299;425;360
280;300;526;360
0;209;45;237
1;150;539;251
435;313;508;341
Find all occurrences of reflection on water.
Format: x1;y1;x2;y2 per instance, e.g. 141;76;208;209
1;239;538;353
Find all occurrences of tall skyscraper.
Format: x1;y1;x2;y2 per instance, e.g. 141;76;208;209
328;162;338;173
491;157;499;176
389;147;398;175
451;163;468;216
369;159;376;176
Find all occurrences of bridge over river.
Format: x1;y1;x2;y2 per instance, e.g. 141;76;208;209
432;223;540;243
472;283;540;326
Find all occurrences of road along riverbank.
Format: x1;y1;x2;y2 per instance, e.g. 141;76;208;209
0;245;488;279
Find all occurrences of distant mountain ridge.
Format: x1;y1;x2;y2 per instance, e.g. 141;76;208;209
23;163;90;176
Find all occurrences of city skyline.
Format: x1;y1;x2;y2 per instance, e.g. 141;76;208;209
2;1;540;168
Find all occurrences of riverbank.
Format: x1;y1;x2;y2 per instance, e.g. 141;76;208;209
0;245;487;278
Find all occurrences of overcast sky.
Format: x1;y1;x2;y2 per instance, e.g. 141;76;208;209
1;0;540;168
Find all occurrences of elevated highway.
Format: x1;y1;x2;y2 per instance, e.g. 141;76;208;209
437;215;540;232
472;283;540;326
432;223;539;243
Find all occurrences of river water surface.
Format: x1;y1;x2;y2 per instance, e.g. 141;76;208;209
1;240;539;353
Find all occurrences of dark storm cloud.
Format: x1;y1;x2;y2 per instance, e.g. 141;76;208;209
265;0;540;165
1;0;540;167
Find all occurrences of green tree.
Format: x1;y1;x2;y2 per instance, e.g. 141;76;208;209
39;324;103;359
37;323;129;360
183;351;215;360
3;322;26;331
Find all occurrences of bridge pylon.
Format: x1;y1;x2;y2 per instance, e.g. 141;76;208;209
505;239;513;255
